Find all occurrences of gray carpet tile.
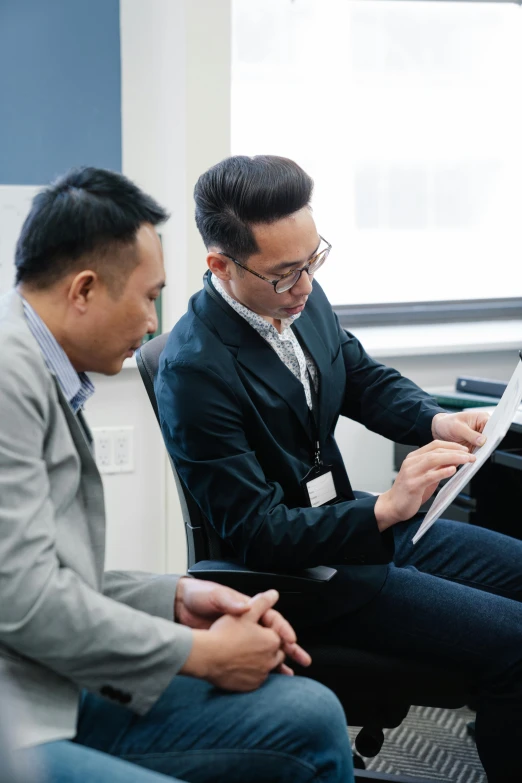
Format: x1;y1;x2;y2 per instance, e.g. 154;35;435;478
349;706;484;782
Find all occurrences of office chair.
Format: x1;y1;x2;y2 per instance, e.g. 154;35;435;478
137;334;476;783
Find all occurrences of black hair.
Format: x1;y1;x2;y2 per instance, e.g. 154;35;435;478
15;166;169;291
194;155;313;260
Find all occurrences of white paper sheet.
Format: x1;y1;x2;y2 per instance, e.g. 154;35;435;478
412;355;522;545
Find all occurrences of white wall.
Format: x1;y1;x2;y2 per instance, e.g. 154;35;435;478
88;0;231;575
85;368;166;571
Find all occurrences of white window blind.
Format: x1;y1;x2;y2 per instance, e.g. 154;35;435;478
232;0;522;307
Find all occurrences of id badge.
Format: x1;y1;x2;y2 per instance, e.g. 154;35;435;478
301;464;339;508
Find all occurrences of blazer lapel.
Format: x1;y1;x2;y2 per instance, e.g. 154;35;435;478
292;309;334;437
201;276;314;443
54;380;106;578
236;327;313;440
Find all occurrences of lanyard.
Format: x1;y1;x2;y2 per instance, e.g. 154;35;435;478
307;368;322;467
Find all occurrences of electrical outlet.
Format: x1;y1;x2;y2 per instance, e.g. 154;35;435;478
113;427;134;473
92;426;134;474
93;429;112;473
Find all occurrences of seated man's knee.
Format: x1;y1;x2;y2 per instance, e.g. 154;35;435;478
266;676;348;752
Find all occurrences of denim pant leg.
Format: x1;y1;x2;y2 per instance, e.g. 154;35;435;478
394;515;522;602
397;517;522;781
74;674;353;783
22;740;184;783
324;517;522;783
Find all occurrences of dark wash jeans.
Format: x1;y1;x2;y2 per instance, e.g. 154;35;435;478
320;515;522;782
31;674;353;783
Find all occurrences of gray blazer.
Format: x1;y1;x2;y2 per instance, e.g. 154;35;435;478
0;291;193;748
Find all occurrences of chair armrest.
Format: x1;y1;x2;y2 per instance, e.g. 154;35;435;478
187;560;337;595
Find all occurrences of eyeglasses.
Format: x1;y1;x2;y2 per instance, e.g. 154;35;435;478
219;236;331;294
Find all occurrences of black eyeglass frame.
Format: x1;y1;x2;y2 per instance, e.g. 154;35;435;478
218;236;332;294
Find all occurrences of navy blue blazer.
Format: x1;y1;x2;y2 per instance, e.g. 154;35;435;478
156;274;444;616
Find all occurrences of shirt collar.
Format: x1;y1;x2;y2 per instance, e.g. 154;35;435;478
211;273;300;334
21;296;95;412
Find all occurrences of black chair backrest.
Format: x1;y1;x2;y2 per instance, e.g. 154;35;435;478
136;334;169;423
136;335;234;567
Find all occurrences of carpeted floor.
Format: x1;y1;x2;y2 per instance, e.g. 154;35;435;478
349;706;485;782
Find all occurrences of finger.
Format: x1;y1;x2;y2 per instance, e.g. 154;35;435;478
283;641;312;668
261;608;297;644
407;441;469;459
271;649;286;670
418;451;475;472
421;480;442;505
275;663;295;676
424;465;457;486
247;590;280;622
476;412;491;433
209;584;251;616
403;452;473;483
452;421;487;448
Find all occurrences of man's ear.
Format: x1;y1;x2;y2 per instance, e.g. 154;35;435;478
207;251;233;281
67;270;99;313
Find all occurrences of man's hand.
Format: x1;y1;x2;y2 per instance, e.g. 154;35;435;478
431;410;490;450
174;577;250;629
175;579;311;677
374;440;476;531
260;606;312;675
180;590;310;692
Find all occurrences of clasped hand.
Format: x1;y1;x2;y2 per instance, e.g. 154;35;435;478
176;577;311;691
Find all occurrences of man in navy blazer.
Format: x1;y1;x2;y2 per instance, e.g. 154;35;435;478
157;155;522;782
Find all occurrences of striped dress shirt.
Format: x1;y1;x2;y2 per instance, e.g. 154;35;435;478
21;294;95;413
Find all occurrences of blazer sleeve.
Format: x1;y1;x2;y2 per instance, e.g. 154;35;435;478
337;320;446;446
0;347;192;715
103;570;179;622
157;361;393;571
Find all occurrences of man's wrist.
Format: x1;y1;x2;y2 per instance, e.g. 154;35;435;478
431;412;447;440
179;629;214;680
174;576;188;622
374;491;398;531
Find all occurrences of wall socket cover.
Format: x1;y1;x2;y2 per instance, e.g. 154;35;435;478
92;426;134;474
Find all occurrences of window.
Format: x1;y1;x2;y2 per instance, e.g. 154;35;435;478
232;0;522;324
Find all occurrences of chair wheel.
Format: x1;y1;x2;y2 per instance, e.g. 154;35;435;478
355;726;385;758
352;752;366;769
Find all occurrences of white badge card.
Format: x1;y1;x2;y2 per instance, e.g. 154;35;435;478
305;469;338;508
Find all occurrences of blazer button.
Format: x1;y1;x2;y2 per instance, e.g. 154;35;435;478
100;685;132;705
100;685;117;700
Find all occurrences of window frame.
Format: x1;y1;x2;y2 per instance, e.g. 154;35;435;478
334;297;522;329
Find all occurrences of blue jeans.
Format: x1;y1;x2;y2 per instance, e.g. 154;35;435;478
33;674;353;783
323;516;522;783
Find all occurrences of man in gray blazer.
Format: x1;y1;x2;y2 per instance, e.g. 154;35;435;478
0;168;353;783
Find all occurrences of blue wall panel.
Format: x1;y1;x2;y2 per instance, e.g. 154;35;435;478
0;0;121;185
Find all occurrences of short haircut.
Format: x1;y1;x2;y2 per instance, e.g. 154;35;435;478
194;155;314;260
15;167;169;292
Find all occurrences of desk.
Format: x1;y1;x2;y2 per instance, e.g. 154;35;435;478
394;394;522;537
